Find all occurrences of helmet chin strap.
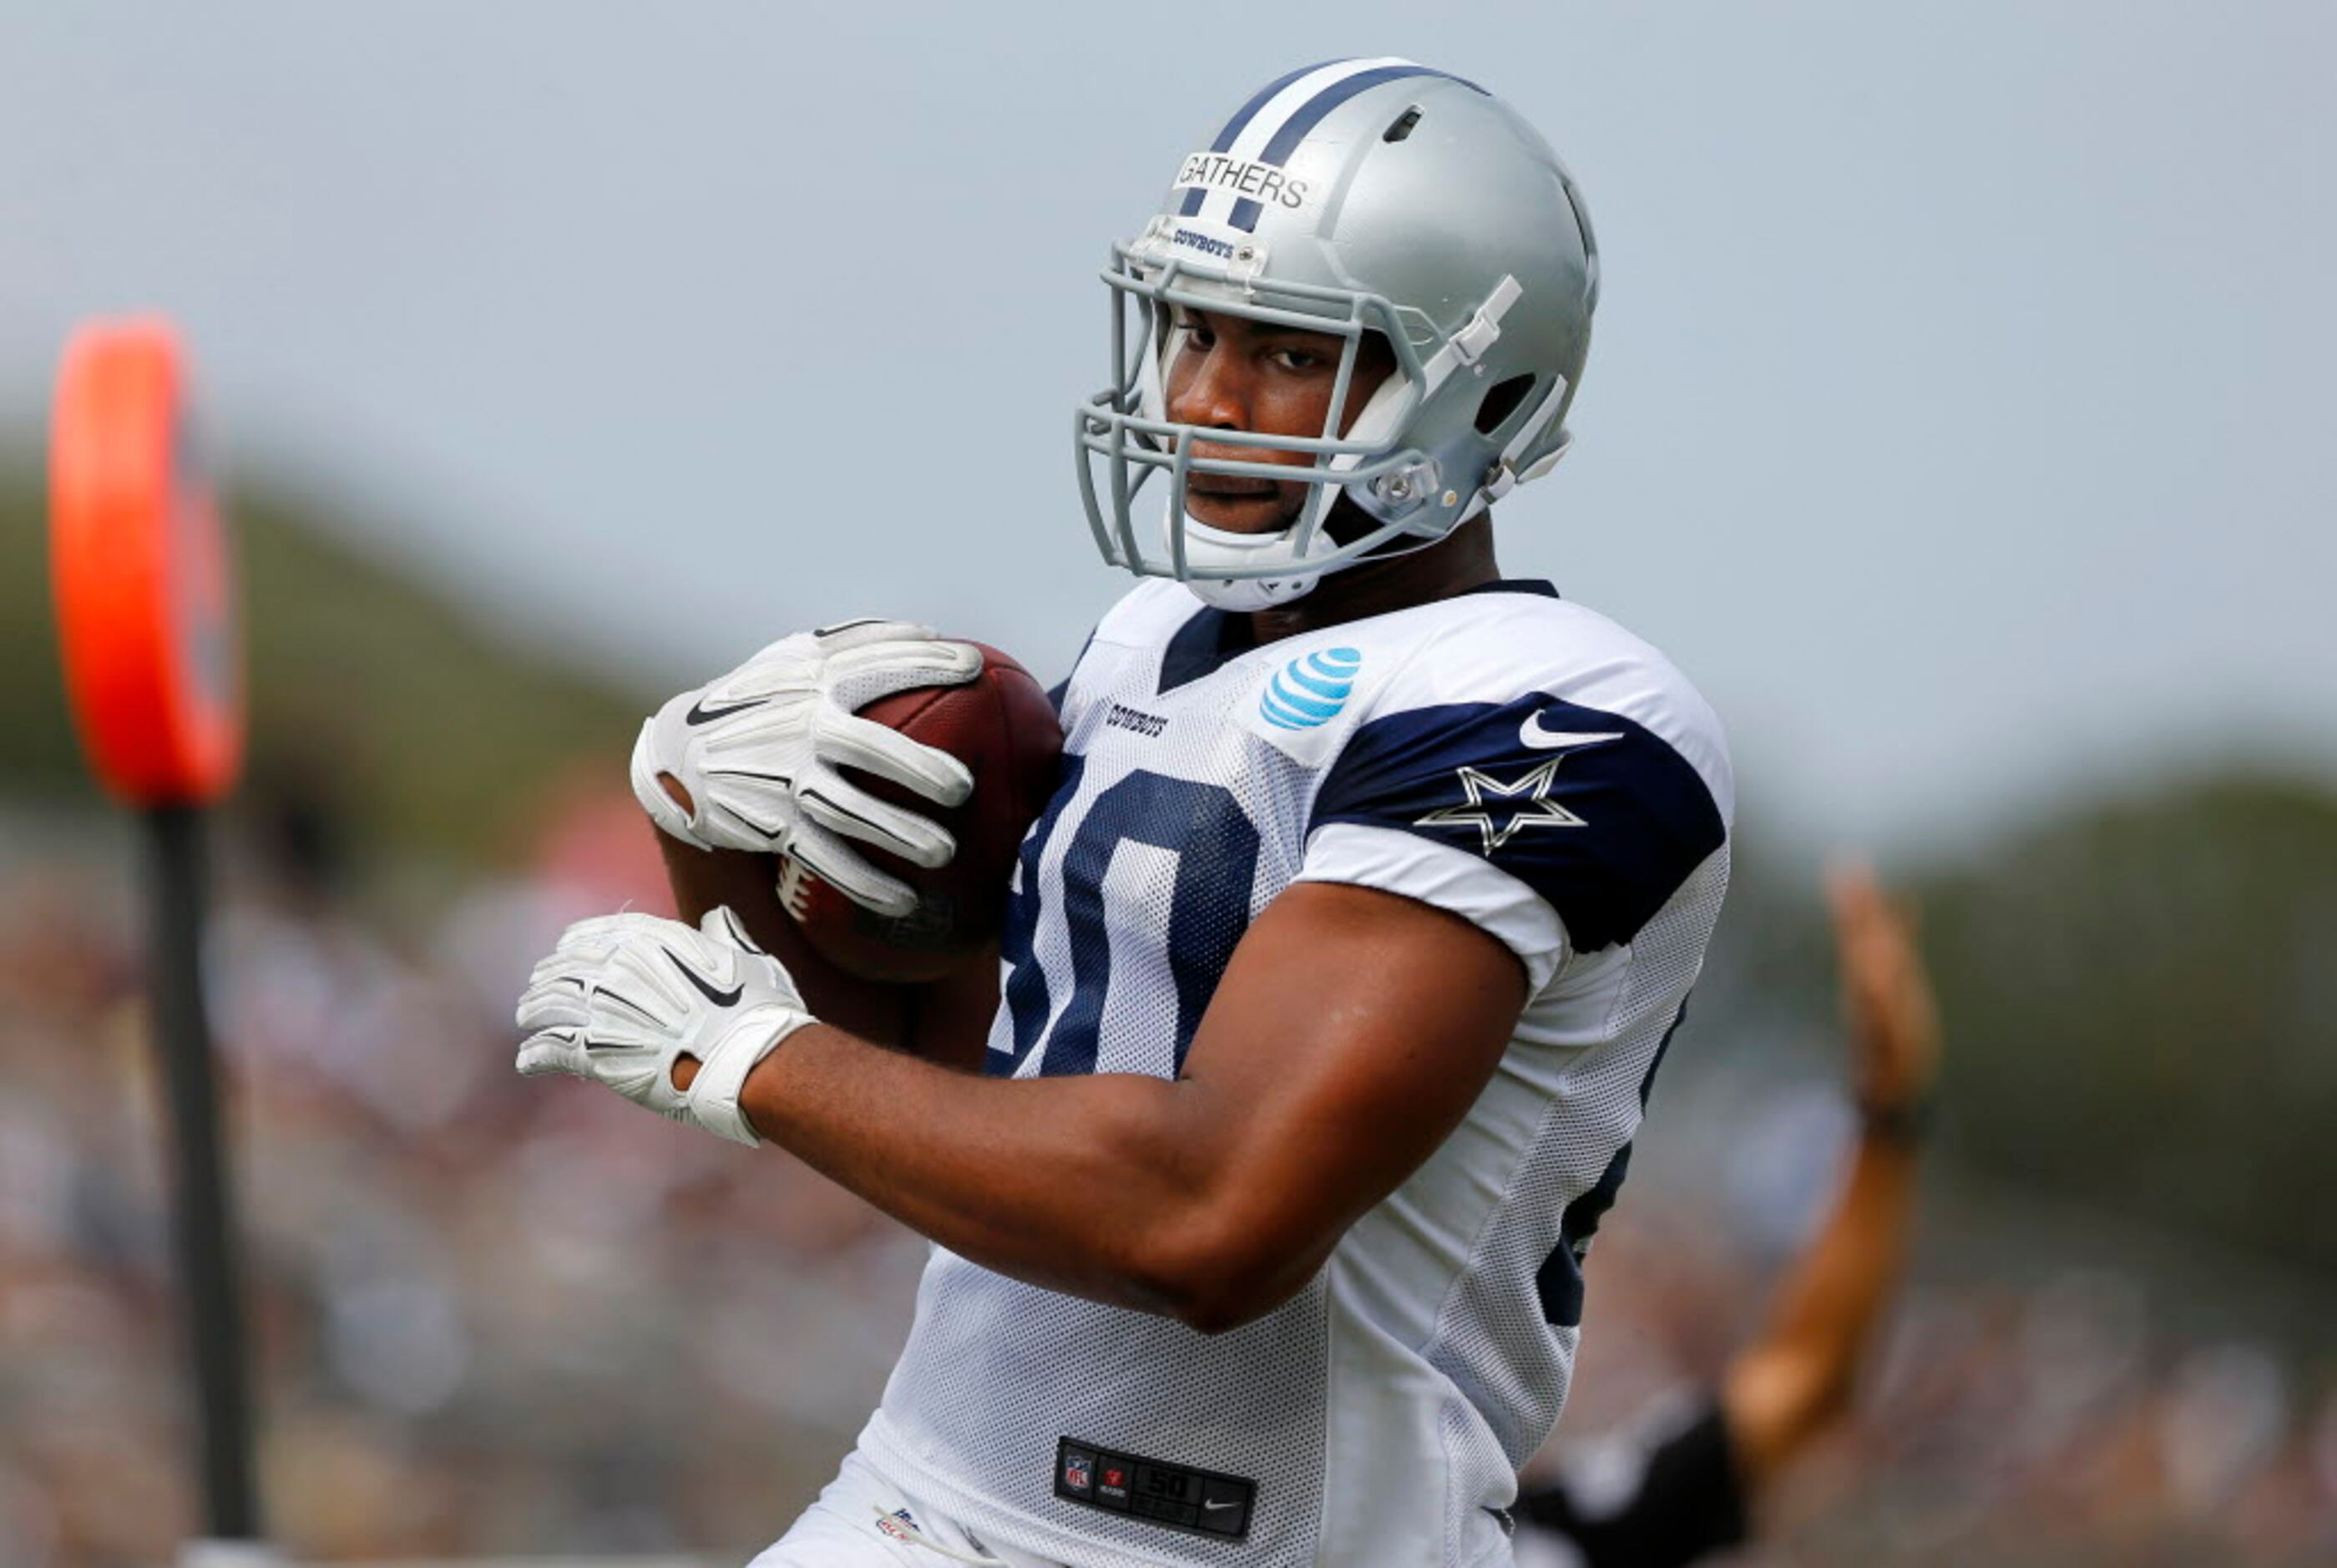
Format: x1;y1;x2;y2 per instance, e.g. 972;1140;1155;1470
1165;362;1424;611
1165;501;1339;610
1185;569;1318;612
1144;287;1537;608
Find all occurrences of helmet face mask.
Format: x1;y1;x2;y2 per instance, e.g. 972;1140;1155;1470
1078;240;1446;600
1074;60;1599;609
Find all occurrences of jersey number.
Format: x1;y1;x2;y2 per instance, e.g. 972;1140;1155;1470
993;761;1260;1080
1535;1003;1687;1326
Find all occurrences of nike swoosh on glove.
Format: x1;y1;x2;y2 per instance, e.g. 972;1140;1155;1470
513;906;816;1146
630;619;982;918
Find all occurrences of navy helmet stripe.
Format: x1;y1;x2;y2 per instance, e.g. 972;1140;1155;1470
1228;63;1485;232
1257;63;1475;167
1210;58;1346;153
1179;59;1342;220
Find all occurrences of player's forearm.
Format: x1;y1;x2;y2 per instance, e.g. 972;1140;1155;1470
1768;1136;1918;1358
1722;1136;1918;1479
740;1024;1250;1324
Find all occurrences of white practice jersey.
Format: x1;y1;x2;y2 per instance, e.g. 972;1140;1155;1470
864;579;1733;1568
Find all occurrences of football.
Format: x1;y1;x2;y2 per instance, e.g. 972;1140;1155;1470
787;642;1063;983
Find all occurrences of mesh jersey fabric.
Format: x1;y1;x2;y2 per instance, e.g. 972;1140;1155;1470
863;579;1734;1568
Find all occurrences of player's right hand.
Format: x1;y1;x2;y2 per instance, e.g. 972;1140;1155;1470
514;905;815;1146
630;619;980;918
1826;859;1941;1115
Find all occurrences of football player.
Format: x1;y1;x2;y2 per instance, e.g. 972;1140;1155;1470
518;59;1733;1567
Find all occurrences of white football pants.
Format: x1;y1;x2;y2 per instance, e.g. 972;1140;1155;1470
747;1448;1066;1568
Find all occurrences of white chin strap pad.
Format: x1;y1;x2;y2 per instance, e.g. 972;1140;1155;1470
1186;573;1316;611
1189;363;1424;602
1166;503;1338;609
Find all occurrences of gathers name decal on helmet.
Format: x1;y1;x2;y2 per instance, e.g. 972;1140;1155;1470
1171;152;1312;213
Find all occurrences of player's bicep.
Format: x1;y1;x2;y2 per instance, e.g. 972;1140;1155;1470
1168;880;1525;1303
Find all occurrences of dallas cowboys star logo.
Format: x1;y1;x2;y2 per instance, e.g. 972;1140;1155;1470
1414;728;1622;852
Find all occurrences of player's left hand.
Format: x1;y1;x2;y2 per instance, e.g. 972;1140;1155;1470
513;906;816;1146
628;620;981;918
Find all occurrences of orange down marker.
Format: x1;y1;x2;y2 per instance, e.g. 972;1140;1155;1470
50;316;245;807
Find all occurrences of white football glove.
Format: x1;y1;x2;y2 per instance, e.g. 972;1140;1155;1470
513;906;815;1146
630;619;981;918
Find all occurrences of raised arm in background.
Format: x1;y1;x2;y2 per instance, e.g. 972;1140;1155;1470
1517;860;1941;1566
1719;859;1941;1484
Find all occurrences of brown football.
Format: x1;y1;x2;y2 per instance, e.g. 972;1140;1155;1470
785;642;1064;983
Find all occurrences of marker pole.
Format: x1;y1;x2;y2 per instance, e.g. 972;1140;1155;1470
142;803;264;1542
49;319;276;1561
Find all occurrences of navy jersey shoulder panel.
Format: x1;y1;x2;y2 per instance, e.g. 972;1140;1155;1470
1157;603;1255;695
1046;627;1098;717
1309;692;1726;952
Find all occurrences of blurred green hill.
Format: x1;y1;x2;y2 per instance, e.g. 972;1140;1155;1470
1;462;648;863
1698;772;2337;1286
1917;773;2337;1282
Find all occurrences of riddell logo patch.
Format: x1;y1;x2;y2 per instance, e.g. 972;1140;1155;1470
1173;150;1311;210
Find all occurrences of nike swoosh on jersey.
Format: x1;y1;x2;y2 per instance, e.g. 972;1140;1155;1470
667;951;744;1008
685;695;770;726
1518;714;1625;751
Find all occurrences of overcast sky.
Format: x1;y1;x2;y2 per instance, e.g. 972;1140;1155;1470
5;1;2330;851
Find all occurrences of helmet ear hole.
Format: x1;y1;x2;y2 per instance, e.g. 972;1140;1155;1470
1474;373;1539;437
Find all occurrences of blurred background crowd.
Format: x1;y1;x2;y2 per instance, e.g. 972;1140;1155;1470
2;650;2331;1562
5;3;2335;1564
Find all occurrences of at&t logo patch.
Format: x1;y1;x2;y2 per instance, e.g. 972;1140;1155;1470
1259;645;1361;731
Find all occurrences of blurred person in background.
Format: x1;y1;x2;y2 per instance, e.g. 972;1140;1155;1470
1515;863;1940;1566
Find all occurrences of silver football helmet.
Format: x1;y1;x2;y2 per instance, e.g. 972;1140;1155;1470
1075;58;1601;609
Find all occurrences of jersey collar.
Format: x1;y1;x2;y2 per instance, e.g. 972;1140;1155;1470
1156;579;1561;697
